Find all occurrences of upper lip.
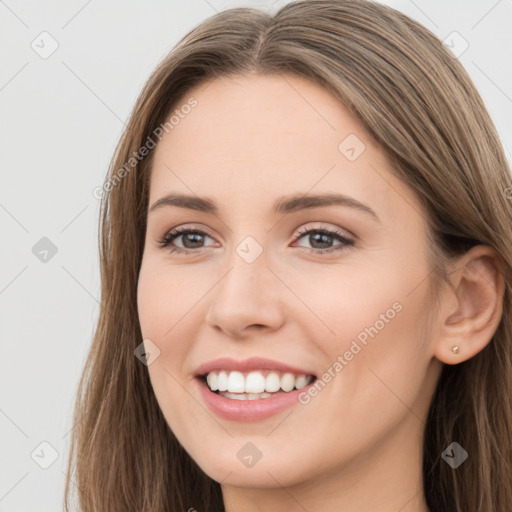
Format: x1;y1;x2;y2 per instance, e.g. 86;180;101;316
194;357;317;377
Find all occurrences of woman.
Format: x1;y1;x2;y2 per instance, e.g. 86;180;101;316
64;1;512;510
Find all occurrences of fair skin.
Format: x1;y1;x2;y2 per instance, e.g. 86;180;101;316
137;72;504;512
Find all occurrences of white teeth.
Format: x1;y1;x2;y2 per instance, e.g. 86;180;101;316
265;372;281;392
281;373;295;392
204;370;314;394
226;392;272;400
227;371;245;393
206;372;218;391
247;392;271;400
222;392;248;401
217;371;228;392
295;375;310;389
246;371;266;393
223;392;274;400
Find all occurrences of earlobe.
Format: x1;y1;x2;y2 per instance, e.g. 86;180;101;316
432;245;505;365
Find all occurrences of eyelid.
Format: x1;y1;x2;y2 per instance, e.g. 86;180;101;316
158;221;354;240
293;221;356;240
157;224;217;249
157;222;356;254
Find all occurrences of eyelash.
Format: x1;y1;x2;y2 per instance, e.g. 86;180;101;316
157;225;355;256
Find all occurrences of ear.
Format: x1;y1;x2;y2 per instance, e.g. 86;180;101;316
432;245;505;365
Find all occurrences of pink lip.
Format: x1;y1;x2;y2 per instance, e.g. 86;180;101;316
194;376;317;422
193;357;316;377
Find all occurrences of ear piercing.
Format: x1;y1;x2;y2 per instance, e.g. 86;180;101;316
451;345;460;354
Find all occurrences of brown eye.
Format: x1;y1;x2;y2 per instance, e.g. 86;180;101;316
292;227;355;254
159;227;215;253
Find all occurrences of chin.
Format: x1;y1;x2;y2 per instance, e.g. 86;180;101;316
194;450;313;489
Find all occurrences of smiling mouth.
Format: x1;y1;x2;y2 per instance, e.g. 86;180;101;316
199;370;317;400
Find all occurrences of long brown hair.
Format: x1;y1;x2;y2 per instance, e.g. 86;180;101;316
63;1;512;510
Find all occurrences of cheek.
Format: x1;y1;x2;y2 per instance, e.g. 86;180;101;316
304;265;431;427
286;255;430;392
137;258;205;339
137;260;201;431
281;257;405;347
137;260;192;388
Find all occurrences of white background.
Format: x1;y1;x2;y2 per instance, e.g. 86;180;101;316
1;1;511;510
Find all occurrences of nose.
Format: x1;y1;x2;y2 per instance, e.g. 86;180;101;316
204;249;286;339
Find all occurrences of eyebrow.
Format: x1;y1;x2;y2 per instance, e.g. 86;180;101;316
148;192;379;220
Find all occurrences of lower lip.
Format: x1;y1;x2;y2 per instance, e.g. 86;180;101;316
195;377;317;422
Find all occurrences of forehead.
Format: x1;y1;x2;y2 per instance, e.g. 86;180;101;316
148;73;416;221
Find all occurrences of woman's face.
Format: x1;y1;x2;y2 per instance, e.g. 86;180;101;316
137;73;442;490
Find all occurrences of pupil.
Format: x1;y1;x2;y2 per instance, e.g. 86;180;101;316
311;232;331;249
183;233;203;248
